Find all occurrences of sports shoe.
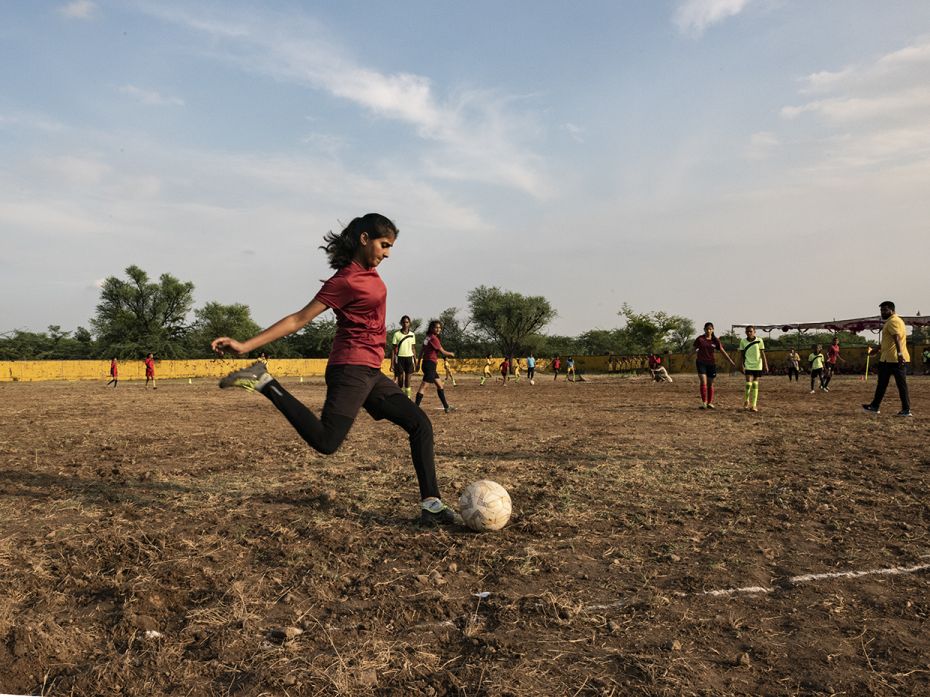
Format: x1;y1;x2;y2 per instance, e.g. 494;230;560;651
894;410;913;417
810;390;816;394
444;405;456;413
418;499;463;527
706;403;715;410
219;361;272;392
861;404;880;414
822;386;830;392
699;403;708;410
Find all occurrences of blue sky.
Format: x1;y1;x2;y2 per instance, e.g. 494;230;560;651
2;0;929;339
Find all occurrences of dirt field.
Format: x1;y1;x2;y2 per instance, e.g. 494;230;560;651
1;372;927;696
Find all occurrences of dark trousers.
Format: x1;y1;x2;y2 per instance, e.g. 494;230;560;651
870;361;910;413
787;367;799;381
261;365;440;500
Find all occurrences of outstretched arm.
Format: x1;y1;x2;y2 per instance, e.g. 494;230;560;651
212;298;328;356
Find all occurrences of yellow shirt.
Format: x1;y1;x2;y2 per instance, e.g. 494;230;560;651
880;314;909;362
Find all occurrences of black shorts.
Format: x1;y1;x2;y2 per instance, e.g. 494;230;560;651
322;364;404;419
824;362;836;372
394;355;415;376
696;361;717;379
744;369;763;378
421;360;439;383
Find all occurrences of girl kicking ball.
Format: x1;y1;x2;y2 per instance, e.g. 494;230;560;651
211;214;460;526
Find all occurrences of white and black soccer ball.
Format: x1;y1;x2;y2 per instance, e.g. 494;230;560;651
459;480;511;532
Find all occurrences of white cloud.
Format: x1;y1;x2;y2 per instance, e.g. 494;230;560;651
118;85;185;107
58;1;97;20
745;131;779;159
674;0;751;36
138;3;550;198
777;38;930;176
562;123;585;143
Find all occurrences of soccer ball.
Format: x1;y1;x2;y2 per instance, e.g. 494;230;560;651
459;480;511;532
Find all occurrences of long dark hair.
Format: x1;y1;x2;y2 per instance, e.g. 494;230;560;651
703;322;715;338
426;320;442;335
320;213;399;270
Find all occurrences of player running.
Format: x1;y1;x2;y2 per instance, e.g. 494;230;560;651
415;320;456;413
808;344;825;394
738;326;768;411
526;353;536;385
107;358;118;388
211;213;460;526
694;323;736;409
480;354;493;386
391;315;417;398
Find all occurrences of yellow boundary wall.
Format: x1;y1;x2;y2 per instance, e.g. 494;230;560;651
2;344;926;382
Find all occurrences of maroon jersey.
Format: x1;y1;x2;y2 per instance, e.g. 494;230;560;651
694;335;722;364
314;261;387;369
420;334;442;363
144;357;155;376
827;344;840;365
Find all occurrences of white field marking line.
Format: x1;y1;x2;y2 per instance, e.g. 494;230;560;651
584;561;930;610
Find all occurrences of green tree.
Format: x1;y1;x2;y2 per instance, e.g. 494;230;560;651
186;302;262;357
286;317;339;358
91;265;195;358
467;286;556;357
618;304;695;353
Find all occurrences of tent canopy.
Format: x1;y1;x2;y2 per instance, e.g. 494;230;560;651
732;315;929;334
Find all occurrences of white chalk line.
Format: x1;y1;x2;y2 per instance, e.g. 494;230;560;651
584;561;930;610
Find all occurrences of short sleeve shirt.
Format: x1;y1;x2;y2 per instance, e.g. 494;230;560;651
144;357;155;376
739;338;765;371
879;314;910;363
392;330;416;358
694;335;722;364
314;261;387;369
826;344;841;364
527;356;536;368
420;334;442;363
808;353;825;370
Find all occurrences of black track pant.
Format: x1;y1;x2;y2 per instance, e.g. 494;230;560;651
869;361;910;413
260;365;440;500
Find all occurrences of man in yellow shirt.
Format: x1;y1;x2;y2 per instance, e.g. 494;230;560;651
862;300;911;416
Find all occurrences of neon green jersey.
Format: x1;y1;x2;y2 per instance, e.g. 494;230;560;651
392;330;416;358
739;337;765;371
808;353;824;370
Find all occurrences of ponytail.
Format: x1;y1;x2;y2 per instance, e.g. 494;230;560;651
320;213;399;269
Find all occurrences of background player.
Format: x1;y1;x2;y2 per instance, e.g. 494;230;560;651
391;315;417;398
738;326;768;411
415;320;456;413
694;323;736;409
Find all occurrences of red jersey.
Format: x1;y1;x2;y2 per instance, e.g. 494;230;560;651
648;355;661;369
314;261;387;369
420;334;442;363
110;360;118;377
500;360;510;375
553;358;561;370
827;344;840;364
694;335;722;364
144;357;155;376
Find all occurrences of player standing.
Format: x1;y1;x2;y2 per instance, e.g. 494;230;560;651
738;326;768;411
144;353;156;389
694;323;736;409
786;348;800;382
107;358;118;388
211;213;460;525
526;353;536;385
391;315;417;398
552;355;561;381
